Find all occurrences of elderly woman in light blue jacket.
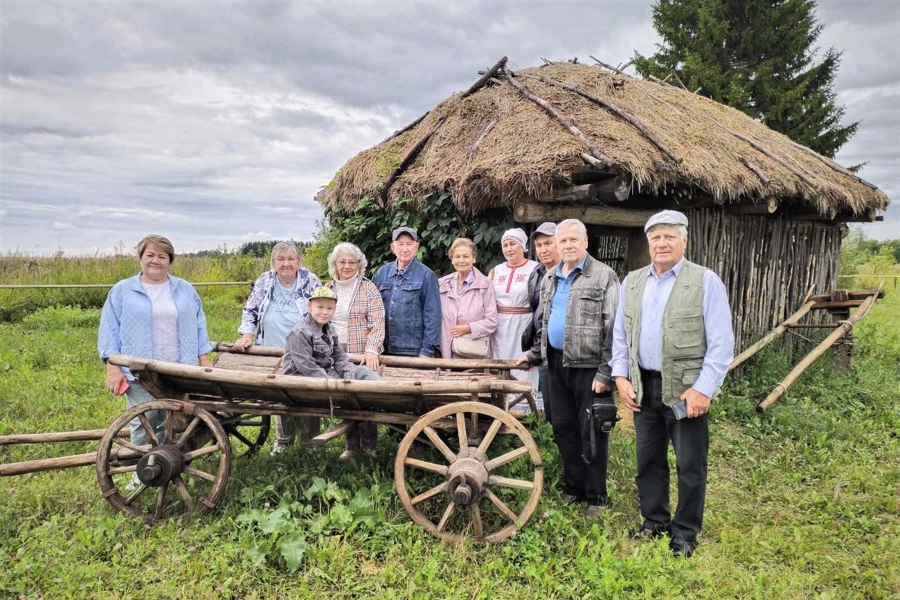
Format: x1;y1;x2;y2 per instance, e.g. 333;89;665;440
98;234;212;454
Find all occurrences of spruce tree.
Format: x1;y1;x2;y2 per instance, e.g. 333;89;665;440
634;0;857;157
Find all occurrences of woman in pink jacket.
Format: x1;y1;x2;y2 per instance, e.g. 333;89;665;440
438;238;499;359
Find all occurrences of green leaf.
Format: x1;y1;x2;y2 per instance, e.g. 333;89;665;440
278;533;308;572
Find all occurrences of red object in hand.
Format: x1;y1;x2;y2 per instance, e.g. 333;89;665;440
116;379;130;396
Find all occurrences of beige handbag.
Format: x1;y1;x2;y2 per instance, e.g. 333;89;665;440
451;334;489;359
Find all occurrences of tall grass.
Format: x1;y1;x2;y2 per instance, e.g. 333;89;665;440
0;251;269;322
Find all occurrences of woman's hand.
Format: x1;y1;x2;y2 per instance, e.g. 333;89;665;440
198;355;213;368
363;352;380;371
449;324;472;338
104;362;126;394
233;333;254;351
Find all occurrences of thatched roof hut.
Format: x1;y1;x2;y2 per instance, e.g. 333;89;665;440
317;58;889;352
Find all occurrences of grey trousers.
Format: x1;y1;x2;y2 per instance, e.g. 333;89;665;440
276;365;381;449
343;366;381;450
125;380;166;447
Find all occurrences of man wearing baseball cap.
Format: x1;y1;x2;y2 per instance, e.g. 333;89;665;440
373;227;441;357
610;210;734;557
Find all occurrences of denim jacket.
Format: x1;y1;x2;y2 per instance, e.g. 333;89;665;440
98;274;213;381
525;254;619;385
373;258;442;357
238;268;322;342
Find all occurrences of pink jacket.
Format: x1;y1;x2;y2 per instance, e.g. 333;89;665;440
438;268;499;359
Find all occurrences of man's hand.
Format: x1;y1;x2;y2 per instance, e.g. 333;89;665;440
233;333;254;351
592;380;610;394
615;377;640;412
449;324;471;338
514;354;531;369
363;351;380;371
681;388;711;418
199;355;213;368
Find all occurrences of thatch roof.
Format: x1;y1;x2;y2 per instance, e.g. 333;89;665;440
317;60;888;218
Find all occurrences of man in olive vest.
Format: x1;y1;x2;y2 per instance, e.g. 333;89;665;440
610;210;734;557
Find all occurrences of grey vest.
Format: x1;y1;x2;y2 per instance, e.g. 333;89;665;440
623;260;707;418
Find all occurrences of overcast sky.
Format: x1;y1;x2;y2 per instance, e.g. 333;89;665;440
1;0;897;256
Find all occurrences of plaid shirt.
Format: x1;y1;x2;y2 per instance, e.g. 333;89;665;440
326;275;385;355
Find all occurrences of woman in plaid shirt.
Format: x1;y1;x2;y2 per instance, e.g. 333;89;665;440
325;243;386;459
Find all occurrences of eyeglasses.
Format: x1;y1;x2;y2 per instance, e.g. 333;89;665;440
337;260;359;267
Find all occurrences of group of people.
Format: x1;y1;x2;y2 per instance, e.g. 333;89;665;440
98;209;734;557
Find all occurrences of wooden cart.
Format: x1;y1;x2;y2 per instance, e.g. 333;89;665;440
3;344;544;543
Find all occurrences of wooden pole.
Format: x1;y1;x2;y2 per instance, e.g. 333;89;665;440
0;447;142;477
462;56;508;98
514;202;654;227
497;71;619;170
211;342;521;370
787;140;879;190
0;427;129;446
728;299;816;371
379;117;446;205
757;282;884;412
468;118;498;162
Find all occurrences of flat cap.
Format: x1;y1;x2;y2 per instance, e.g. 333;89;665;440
644;210;689;232
391;226;418;241
531;222;557;240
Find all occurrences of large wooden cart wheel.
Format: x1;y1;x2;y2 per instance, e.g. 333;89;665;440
96;400;232;522
215;413;271;456
395;401;543;543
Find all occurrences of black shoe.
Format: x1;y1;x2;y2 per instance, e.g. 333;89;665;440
560;493;585;504
630;526;669;540
670;537;697;558
583;504;606;519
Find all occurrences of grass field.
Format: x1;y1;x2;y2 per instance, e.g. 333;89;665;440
0;264;898;599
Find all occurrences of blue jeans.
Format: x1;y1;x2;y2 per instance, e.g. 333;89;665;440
125;380;166;447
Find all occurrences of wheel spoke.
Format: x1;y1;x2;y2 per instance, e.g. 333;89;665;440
488;474;535;490
172;476;195;512
471;504;483;538
183;443;220;462
238;419;263;426
456;413;468;458
477;418;503;455
175;417;201;449
422;426;456;463
183;465;217;482
154;483;168;520
123;484;148;506
107;465;137;475
137;414;160;447
164;413;175;444
485;446;530;472
484;489;518;523
404;457;448;476
230;430;255;449
112;438;149;456
411;482;447;506
436;502;455;533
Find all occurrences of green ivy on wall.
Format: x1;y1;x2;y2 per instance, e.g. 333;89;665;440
306;193;515;280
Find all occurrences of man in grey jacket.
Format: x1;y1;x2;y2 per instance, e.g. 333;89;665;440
518;219;620;518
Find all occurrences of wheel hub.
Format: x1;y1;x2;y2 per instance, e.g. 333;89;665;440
136;445;184;487
446;448;489;506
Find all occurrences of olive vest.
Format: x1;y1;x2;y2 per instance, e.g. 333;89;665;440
623;260;707;418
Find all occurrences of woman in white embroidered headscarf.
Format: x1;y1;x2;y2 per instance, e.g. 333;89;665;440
489;228;540;389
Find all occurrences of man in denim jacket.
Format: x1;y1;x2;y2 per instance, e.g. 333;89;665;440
518;219;619;519
373;227;441;357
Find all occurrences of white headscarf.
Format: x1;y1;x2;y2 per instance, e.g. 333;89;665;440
501;228;529;252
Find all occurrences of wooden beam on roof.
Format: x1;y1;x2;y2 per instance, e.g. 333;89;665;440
786;140;879;190
463;56;508;98
379;117;446;206
497;71;619;171
535;177;630;204
514;202;653;228
519;73;683;165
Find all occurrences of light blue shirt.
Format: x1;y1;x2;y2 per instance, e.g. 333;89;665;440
547;254;588;351
259;278;300;348
609;258;734;398
98;274;213;381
